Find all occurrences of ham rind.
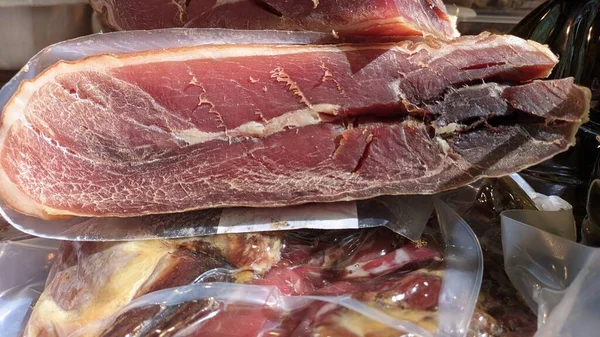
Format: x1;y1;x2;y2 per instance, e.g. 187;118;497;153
0;34;590;219
90;0;459;40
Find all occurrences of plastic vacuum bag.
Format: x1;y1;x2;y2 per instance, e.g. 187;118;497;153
435;199;483;337
13;199;483;337
0;237;59;337
441;177;540;336
3;196;435;242
502;201;600;336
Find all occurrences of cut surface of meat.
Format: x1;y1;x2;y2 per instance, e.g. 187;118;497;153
0;33;590;219
89;0;459;40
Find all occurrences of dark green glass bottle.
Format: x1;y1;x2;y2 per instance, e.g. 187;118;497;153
510;0;600;227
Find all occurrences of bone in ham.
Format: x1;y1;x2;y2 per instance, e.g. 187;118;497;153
27;228;504;337
0;33;590;219
89;0;459;40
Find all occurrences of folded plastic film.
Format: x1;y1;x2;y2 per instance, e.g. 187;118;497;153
0;237;60;337
2;195;434;241
71;284;438;337
435;199;483;337
501;208;600;336
509;173;573;212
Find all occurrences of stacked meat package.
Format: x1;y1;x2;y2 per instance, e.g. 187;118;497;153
0;1;595;337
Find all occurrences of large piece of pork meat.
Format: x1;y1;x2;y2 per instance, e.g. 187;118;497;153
0;33;590;219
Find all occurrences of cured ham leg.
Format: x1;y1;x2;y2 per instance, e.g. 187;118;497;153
0;34;589;219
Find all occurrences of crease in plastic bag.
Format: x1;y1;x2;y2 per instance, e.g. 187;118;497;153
0;237;59;337
72;284;437;337
435;199;483;337
501;206;600;336
0;29;437;241
17;199;482;337
3;196;435;242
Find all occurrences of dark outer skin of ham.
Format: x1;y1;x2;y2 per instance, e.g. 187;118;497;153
89;0;457;40
0;36;589;219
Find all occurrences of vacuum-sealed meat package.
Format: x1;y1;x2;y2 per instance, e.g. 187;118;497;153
23;199;487;337
7;181;590;337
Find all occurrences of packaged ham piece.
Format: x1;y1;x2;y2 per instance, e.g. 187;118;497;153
89;0;460;40
23;200;494;337
24;229;446;337
0;30;590;220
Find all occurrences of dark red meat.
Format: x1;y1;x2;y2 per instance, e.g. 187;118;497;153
0;34;589;219
89;0;458;40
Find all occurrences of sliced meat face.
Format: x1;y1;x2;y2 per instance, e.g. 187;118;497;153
0;34;589;219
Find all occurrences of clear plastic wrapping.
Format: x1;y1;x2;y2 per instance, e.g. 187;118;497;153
435;199;483;337
10;180;590;337
3;196;435;242
502;210;600;336
497;174;600;336
442;177;540;336
0;237;59;337
11;199;484;337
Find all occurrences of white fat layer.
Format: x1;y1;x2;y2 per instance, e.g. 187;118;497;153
394;248;410;264
344;262;371;278
173;103;339;145
345;249;412;278
27;241;170;337
435;136;451;156
389;79;403;102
